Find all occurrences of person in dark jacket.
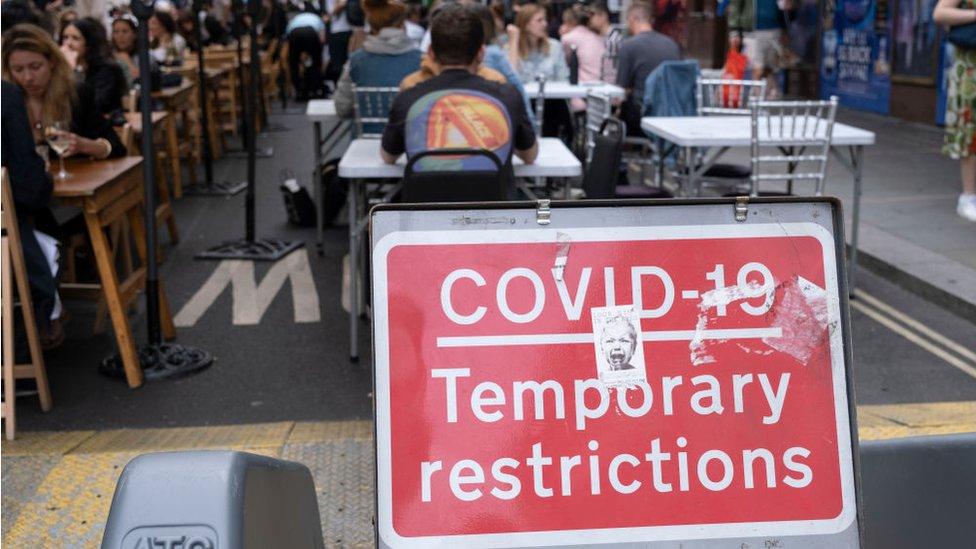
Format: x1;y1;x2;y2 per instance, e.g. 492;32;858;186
60;16;128;119
0;80;60;345
3;23;126;159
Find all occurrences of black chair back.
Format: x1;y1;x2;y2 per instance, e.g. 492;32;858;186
402;148;507;203
583;118;625;199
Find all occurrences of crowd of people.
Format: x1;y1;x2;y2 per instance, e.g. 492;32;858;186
4;0;967;356
0;0;761;348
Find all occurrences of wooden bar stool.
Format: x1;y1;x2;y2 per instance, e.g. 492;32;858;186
1;170;54;440
123;113;179;244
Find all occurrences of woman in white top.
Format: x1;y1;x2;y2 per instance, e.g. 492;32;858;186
148;10;186;66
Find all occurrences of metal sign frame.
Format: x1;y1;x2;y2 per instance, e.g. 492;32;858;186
369;197;863;549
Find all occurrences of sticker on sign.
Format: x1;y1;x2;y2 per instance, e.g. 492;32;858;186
371;207;858;549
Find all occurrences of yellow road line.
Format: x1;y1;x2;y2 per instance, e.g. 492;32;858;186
72;422;293;454
852;299;976;380
855;290;976;362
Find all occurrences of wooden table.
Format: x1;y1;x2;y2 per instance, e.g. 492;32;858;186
54;157;176;388
152;81;198;197
124;112;179;244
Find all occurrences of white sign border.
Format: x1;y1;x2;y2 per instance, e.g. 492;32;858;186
372;222;856;548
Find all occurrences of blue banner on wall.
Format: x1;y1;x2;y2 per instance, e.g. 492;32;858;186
820;0;892;114
935;41;954;125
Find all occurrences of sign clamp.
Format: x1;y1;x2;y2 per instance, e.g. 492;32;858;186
536;199;552;225
734;196;750;222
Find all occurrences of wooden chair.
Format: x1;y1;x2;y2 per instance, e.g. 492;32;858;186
1;170;53;440
204;46;243;138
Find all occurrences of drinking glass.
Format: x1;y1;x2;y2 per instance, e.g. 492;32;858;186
45;121;71;181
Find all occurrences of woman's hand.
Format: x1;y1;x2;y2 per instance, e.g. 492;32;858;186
506;24;520;43
61;44;78;69
50;129;81;157
52;130;110;159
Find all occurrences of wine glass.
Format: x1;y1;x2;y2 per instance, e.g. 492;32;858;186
45;122;71;181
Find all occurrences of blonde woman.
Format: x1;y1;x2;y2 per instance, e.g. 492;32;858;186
2;24;124;161
506;3;571;140
506;3;568;84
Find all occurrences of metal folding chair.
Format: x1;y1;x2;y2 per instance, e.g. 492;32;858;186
584;90;614;162
533;74;547;137
351;85;399;139
749;96;839;196
585;90;660;187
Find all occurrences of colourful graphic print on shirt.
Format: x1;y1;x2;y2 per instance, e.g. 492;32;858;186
404;89;513;171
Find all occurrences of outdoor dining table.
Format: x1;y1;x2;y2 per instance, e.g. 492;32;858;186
54;156;176;388
306;99;352;255
337;137;582;360
522;81;625;99
639;115;876;290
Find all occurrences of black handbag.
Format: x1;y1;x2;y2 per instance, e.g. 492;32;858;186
946;22;976;50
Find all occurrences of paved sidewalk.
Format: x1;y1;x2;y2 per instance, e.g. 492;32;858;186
826;109;975;320
3;402;975;548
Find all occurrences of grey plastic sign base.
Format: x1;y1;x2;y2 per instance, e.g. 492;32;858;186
101;451;324;549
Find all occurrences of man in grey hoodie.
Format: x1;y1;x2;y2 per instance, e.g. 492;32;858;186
333;0;421;124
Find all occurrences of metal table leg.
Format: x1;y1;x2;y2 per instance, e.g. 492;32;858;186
685;146;696;197
348;179;359;362
313;121;324;256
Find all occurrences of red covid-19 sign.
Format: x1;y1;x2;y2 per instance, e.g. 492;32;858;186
372;222;856;548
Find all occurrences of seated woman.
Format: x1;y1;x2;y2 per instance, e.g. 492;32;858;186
2;25;126;345
333;0;422;122
506;2;571;140
3;25;125;169
149;10;187;66
111;15;139;87
559;3;605;111
61;17;128;119
587;1;621;83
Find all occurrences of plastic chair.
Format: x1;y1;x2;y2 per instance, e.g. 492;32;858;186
585;90;659;186
401;148;507;203
351;85;399;138
583;118;671;199
748;96;839;196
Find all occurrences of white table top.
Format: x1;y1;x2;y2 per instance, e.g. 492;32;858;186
640;116;876;147
306;99;338;121
523;82;625;100
338;138;581;179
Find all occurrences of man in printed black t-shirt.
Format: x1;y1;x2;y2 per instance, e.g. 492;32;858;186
380;3;537;186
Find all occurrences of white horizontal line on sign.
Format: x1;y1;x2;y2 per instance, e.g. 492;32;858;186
437;328;782;348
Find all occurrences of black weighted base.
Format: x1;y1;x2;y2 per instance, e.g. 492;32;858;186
195;238;303;261
184;180;248;196
100;343;214;381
